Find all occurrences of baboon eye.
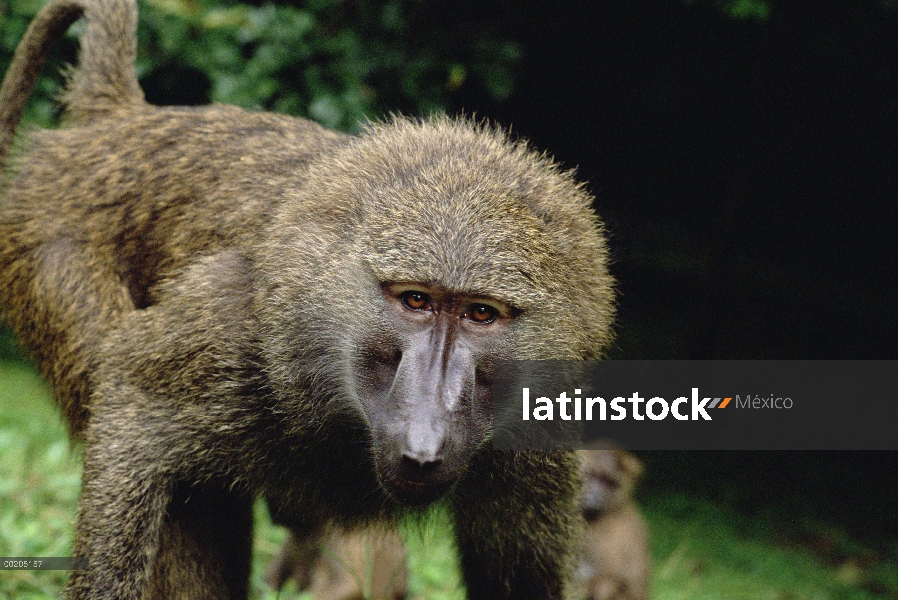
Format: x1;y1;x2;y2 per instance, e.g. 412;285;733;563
400;291;433;312
465;304;498;324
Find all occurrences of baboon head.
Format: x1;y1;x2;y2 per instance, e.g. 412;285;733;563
580;448;643;521
258;117;615;505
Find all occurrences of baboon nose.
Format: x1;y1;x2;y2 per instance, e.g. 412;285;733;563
399;452;444;482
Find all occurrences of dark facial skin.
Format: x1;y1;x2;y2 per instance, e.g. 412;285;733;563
356;283;513;505
579;449;643;522
581;466;621;522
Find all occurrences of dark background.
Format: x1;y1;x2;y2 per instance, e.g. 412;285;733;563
476;1;898;363
478;0;898;543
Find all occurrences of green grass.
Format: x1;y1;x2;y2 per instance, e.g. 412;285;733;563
1;358;896;599
0;361;78;599
645;493;895;600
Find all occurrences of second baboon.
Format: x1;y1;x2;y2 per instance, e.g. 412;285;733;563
266;527;408;600
575;447;651;600
0;0;615;598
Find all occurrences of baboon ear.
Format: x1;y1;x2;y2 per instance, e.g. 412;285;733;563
616;450;643;481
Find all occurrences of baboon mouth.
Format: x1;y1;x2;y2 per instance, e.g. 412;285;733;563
582;507;604;523
382;475;453;506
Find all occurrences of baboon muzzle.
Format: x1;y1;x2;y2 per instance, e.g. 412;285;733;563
383;324;475;500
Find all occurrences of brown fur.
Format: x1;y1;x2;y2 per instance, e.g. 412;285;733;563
575;447;651;600
266;527;408;600
0;0;615;598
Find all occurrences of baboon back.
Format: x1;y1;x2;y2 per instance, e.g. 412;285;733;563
0;104;344;433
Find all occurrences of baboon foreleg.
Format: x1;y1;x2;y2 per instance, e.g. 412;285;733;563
149;485;254;600
264;498;325;591
66;390;172;599
451;450;581;600
263;530;323;592
67;382;255;600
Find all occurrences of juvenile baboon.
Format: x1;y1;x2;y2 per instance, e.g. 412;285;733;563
0;0;615;598
266;526;408;600
575;447;650;600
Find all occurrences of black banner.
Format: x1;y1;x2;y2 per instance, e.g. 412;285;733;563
0;557;89;570
492;361;898;450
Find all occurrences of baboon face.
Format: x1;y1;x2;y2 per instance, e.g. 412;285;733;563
581;451;625;520
579;449;643;521
259;118;615;507
353;283;512;504
338;199;530;505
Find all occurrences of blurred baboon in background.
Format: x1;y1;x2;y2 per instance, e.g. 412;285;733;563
265;527;408;600
575;445;650;600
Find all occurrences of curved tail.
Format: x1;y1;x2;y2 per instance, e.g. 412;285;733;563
0;0;144;173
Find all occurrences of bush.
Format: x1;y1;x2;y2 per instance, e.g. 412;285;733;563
0;0;521;132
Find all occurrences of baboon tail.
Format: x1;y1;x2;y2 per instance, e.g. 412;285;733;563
0;0;144;172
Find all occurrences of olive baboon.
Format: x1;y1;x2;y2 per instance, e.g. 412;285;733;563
266;526;408;600
575;447;650;600
0;0;615;598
